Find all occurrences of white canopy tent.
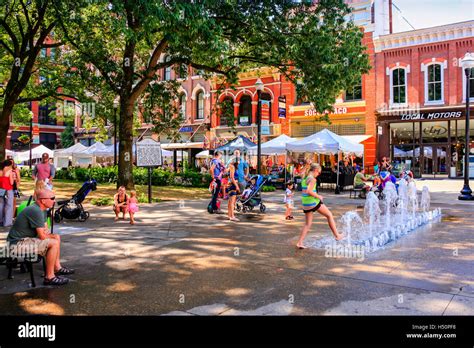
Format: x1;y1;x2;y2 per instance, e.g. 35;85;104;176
54;143;88;168
73;142;113;167
286;129;363;156
286;129;364;190
248;134;296;155
14;145;54;163
195;150;211;159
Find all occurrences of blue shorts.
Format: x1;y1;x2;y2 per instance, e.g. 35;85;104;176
227;184;238;197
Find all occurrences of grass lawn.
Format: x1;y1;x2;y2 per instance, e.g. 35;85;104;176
18;177;210;205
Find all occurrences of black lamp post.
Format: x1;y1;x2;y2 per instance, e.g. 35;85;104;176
459;52;474;201
255;78;264;174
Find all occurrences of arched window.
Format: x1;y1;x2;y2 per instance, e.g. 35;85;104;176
179;93;186;120
238;95;252;126
425;63;443;103
163;55;172;81
391;68;406;105
196;91;204;119
220;97;233;126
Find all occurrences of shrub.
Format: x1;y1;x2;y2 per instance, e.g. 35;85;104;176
262;185;276;192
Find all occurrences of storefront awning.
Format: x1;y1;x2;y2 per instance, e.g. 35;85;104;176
341;135;372;144
161;142;204;150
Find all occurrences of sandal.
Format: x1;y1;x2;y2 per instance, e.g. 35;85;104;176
44;276;69;286
55;267;75;276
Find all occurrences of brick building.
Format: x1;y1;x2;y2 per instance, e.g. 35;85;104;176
374;20;474;177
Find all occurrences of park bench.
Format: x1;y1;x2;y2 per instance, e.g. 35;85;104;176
349;187;365;199
0;245;46;288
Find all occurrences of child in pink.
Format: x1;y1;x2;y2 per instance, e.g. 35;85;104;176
128;190;139;225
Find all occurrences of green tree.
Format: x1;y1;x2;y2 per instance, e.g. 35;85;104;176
53;0;369;188
0;0;79;160
60;123;74;148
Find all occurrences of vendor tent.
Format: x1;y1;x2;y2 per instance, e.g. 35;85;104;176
80;141;113;157
249;134;296;155
54;143;88;168
14;144;54;163
286;129;363;156
214;135;256;154
286;129;364;192
196;150;212;159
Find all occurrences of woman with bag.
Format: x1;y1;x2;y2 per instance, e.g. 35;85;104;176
0;159;16;227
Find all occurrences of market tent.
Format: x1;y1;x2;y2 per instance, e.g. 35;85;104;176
54;142;88;155
406;147;446;159
214;135;256;153
394;147;408;157
196;150;212;159
286;129;363;156
80;141;113;156
54;143;88;168
14;144;54;163
248;134;296;155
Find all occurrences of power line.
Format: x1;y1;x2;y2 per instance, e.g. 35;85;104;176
392;1;416;30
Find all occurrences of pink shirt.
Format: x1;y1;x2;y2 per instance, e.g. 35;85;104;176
36;163;51;181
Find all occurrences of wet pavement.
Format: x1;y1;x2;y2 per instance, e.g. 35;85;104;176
0;187;473;315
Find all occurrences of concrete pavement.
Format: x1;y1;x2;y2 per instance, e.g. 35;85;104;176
0;184;473;315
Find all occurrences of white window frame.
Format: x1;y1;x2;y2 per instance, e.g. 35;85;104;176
461;66;474;103
388;66;408;107
179;93;187;120
423;61;446;105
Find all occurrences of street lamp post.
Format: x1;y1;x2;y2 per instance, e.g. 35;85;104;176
459;52;474;201
255;78;264;174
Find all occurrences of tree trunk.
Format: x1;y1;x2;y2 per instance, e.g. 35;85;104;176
117;96;135;189
0;101;15;162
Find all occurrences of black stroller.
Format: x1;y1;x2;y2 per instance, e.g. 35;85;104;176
54;179;97;223
235;175;267;214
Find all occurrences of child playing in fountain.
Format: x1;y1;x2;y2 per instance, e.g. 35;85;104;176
127;190;139;225
284;181;294;220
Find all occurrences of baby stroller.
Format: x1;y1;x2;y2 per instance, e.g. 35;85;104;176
236;175;267;214
54;179;97;223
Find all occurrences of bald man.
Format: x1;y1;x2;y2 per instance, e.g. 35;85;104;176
7;189;74;286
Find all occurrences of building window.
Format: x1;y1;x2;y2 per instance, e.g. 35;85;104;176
163;55;172;81
196;91;204;119
50;47;56;61
38;104;56;125
426;63;443;103
179;93;186;120
40;132;57;150
463;67;474;101
220;97;233;126
344;80;362;101
238;95;252;126
391;68;406;105
176;64;187;79
40;48;47;58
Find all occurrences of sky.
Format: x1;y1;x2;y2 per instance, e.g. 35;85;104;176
392;0;474;33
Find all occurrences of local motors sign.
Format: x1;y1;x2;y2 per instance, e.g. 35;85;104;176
400;111;462;121
136;138;162;167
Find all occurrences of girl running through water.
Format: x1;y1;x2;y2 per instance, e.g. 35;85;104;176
296;163;343;249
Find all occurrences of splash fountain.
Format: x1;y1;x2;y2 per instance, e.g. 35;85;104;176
309;180;441;253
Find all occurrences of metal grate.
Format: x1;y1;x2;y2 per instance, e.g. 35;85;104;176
291;123;366;137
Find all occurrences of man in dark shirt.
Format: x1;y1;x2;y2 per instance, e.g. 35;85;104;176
7;189;74;286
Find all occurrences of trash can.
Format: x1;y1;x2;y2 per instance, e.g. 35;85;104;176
450;166;456;178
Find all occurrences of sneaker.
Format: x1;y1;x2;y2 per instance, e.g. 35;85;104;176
229;217;240;222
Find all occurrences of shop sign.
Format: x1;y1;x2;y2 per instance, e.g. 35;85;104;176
179;126;193;133
422;125;448;136
278;96;286;119
305;107;347;117
261;100;270;121
262;120;270;135
400;111;462;121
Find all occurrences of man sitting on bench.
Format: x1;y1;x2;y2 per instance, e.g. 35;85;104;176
6;189;74;286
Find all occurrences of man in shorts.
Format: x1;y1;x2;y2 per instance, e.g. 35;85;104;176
7;189;74;286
